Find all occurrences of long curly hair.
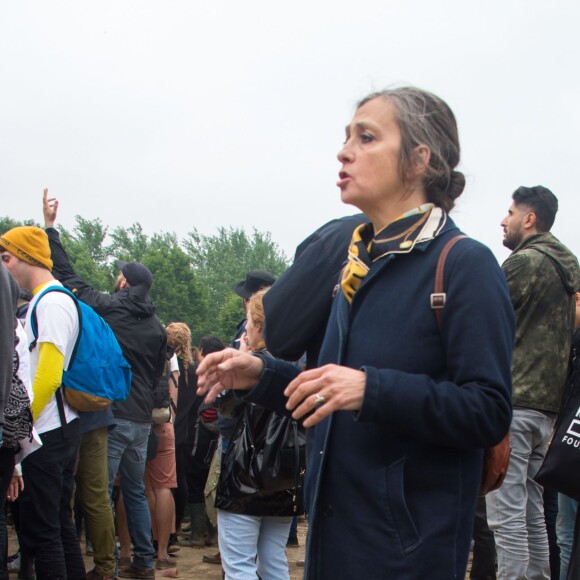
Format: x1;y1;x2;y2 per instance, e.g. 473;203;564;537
166;322;192;368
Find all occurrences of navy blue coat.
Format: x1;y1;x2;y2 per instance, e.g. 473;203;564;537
246;218;515;579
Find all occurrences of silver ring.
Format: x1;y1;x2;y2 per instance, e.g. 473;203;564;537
314;393;326;406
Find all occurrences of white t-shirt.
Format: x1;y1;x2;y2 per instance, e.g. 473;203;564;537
24;280;79;434
169;353;179;374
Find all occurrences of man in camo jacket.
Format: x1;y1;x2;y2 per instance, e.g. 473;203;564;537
487;185;580;580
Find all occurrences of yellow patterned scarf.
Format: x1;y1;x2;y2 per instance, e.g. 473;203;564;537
340;204;445;303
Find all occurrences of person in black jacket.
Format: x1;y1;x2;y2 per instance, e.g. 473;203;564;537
43;190;166;580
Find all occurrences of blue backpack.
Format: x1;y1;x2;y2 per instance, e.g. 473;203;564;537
29;286;132;412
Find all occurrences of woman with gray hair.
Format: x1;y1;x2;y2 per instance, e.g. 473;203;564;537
197;86;515;579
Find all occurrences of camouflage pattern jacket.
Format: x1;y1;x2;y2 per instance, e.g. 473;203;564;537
503;232;580;412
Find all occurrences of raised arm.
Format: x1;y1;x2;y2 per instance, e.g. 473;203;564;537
42;189;114;314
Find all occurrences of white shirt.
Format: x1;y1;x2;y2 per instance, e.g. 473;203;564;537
23;280;79;434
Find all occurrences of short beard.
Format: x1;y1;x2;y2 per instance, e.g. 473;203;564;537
502;232;521;251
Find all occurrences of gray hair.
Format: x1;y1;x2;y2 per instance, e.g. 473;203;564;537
358;87;465;212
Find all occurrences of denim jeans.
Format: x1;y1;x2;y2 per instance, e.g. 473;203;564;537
557;494;578;580
217;510;292;580
107;419;155;570
486;408;555;580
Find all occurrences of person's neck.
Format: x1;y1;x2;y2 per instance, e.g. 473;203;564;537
31;271;56;295
368;191;429;234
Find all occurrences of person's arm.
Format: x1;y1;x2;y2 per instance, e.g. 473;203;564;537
196;349;300;415
43;189;114;314
31;342;65;420
263;214;365;364
501;249;539;311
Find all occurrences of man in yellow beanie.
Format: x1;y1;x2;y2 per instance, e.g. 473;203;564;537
0;226;86;578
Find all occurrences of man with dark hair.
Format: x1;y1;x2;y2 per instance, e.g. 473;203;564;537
511;185;558;234
487;186;580;580
43;190;166;580
199;336;226;357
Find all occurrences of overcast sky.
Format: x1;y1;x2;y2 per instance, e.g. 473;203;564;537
1;1;579;264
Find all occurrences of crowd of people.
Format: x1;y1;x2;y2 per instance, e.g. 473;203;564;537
0;85;579;580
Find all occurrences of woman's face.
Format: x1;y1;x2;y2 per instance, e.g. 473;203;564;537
337;97;405;215
245;315;263;349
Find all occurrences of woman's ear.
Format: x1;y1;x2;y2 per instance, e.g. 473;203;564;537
413;145;431;176
404;144;431;182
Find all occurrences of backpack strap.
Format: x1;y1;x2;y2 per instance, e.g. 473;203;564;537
431;235;469;329
29;286;83;367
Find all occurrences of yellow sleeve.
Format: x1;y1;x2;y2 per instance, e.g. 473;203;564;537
31;342;65;421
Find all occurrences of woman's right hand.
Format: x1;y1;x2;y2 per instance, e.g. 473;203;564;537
7;474;24;501
196;348;265;403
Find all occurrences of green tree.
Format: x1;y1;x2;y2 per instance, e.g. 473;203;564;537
58;217;113;291
141;232;208;341
184;226;289;341
0;217;37;234
109;223;150;263
214;292;245;343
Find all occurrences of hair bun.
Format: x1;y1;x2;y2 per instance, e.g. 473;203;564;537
448;170;466;200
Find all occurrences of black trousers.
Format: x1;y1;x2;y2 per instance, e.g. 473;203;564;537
471;496;496;580
0;447;15;580
19;421;85;580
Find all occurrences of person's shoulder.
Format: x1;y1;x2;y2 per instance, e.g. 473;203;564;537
502;246;542;270
436;233;498;267
295;213;366;258
34;282;76;309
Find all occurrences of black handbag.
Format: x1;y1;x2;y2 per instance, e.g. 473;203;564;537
225;403;306;494
535;366;580;501
256;410;306;493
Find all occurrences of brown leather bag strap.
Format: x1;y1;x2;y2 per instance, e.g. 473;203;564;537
431;234;469;329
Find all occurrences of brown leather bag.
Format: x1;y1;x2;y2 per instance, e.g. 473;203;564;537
431;234;511;496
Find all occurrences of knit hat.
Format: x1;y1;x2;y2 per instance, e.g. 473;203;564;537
0;226;53;271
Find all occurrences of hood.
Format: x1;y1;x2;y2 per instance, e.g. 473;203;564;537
117;285;157;318
516;232;580;295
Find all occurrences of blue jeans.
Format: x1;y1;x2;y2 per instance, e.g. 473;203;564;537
217;510;291;580
557;494;578;580
486;408;555;580
107;419;155;570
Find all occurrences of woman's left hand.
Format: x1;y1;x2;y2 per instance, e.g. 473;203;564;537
284;364;366;428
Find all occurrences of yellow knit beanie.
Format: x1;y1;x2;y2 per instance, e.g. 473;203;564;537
0;226;53;271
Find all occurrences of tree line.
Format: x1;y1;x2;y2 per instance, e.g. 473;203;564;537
0;215;290;345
